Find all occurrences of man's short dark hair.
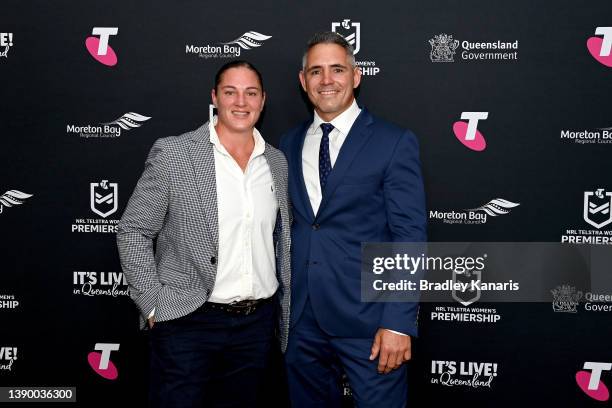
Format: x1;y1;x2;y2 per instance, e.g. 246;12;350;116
302;32;356;69
214;60;264;92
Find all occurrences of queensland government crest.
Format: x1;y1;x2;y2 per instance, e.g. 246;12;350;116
583;188;612;229
429;33;459;62
332;19;360;55
551;284;582;313
90;180;118;218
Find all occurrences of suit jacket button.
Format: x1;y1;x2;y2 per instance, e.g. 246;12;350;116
312;224;320;230
210;256;216;265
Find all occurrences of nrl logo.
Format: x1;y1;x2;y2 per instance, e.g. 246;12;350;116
90;180;118;218
332;19;360;55
452;268;481;306
583;188;612;229
551;284;582;313
429;33;459;63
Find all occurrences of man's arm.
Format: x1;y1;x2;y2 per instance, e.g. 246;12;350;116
116;138;170;324
371;130;427;373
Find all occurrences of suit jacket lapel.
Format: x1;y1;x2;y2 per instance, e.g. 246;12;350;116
188;123;219;249
317;109;374;217
291;121;316;222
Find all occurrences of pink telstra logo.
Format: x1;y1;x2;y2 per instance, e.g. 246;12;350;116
85;27;118;67
576;362;611;402
587;27;612;67
452;112;488;151
88;343;120;380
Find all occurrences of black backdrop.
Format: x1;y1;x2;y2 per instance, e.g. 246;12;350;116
2;0;612;406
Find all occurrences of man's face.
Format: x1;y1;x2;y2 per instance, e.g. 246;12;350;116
299;43;361;122
211;67;265;134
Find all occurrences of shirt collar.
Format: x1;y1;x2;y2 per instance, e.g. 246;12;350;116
208;115;266;157
311;99;361;136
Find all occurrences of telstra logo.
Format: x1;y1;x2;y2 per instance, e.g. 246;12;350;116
85;27;118;66
576;362;610;402
452;112;488;151
587;27;612;67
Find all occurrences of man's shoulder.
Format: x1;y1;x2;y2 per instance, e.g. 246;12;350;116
366;111;411;135
364;110;418;144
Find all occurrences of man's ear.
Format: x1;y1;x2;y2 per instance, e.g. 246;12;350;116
299;71;307;92
353;67;362;89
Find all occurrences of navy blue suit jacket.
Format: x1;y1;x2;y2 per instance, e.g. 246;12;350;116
279;107;427;338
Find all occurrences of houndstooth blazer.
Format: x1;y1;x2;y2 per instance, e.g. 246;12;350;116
116;122;292;352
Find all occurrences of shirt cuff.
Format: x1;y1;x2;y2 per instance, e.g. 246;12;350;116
148;308;155;319
385;329;408;336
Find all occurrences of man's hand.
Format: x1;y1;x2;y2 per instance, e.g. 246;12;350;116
148;317;155;329
369;328;411;374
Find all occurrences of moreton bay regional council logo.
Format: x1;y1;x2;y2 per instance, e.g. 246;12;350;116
429;34;459;62
90;180;118;218
332;19;361;55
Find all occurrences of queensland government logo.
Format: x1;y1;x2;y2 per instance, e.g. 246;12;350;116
186;31;271;59
551;284;612;314
576;362;611;402
562;189;612;244
0;32;13;58
429;34;459;62
0;190;33;215
85;27;118;67
430;198;520;225
67;112;151;139
551;285;582;313
587;27;612;68
332;19;380;76
429;33;518;62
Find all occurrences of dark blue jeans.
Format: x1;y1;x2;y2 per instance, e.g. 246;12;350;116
149;299;276;408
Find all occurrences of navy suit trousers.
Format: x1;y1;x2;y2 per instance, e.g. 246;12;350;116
148;300;275;408
285;298;408;408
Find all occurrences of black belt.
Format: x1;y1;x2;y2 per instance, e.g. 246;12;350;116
205;297;273;316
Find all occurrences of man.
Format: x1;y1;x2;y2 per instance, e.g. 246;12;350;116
117;60;291;408
279;32;427;407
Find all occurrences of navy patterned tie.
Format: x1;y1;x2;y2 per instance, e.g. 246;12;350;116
319;123;334;190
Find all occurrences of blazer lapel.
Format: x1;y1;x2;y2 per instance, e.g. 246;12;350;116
263;144;288;223
317;109;374;217
291;122;316;222
188;122;219;249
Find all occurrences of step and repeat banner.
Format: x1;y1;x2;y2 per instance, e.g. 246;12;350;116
1;0;611;406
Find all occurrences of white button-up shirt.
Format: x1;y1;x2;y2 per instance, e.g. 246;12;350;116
302;100;361;215
208;117;279;304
